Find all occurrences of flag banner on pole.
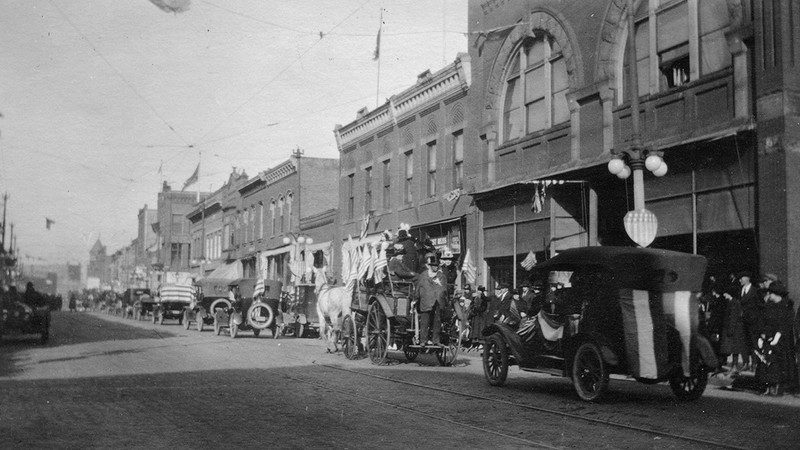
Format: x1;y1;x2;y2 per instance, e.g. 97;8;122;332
461;248;477;285
520;251;537;271
182;163;199;191
359;214;370;240
373;10;382;61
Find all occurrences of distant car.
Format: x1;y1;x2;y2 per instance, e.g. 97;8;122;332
1;298;51;344
154;284;194;325
482;246;717;402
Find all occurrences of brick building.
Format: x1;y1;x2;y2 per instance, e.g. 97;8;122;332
153;182;209;274
466;0;799;292
334;54;472;264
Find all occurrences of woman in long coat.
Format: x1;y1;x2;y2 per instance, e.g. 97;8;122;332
755;282;795;396
720;291;749;372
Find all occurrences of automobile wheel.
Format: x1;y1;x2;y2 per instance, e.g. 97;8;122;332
669;364;709;401
183;311;191;330
342;314;360;360
214;319;221;336
229;317;238;338
253;328;261;338
196;318;204;332
572;341;609;402
403;346;419;362
482;333;508;386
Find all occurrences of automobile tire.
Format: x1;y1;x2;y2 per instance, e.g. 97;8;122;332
342;314;360;360
247;302;274;330
669;363;709;401
572;341;609;402
214;319;221;336
482;333;508;386
229;317;238;338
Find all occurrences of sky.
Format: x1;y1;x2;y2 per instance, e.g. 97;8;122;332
0;0;468;266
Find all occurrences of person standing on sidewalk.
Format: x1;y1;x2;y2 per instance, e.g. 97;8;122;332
755;282;794;396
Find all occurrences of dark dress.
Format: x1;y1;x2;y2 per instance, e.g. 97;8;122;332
756;299;795;386
720;297;748;356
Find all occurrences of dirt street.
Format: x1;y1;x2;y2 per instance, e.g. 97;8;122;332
2;311;799;449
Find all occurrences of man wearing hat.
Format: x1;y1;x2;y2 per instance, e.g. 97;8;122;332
415;253;448;345
738;271;761;369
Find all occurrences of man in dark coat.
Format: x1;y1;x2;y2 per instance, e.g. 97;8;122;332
738;271;760;369
416;253;448;345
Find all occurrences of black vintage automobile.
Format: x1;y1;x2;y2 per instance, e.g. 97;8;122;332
1;294;51;344
183;278;233;332
482;246;717;402
214;279;283;338
154;283;194;325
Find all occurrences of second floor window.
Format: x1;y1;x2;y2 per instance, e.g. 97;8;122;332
404;151;414;204
364;166;372;213
383;159;391;209
427;141;437;197
502;35;569;142
452;130;464;188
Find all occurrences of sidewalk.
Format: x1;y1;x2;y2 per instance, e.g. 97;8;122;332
707;365;800;402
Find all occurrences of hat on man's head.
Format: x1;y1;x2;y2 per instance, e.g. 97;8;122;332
497;282;510;290
767;281;789;297
761;273;779;283
477;285;486;292
425;254;439;266
736;270;752;280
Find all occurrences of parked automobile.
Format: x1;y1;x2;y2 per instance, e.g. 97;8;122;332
183;278;231;332
123;288;151;320
154;283;194;325
1;295;50;344
482;246;716;402
214;278;282;338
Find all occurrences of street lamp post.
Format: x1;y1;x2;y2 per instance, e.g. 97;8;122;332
606;0;668;248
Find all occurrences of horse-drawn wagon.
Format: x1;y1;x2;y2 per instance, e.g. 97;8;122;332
154;283;194;325
340;277;462;366
182;278;232;331
213;278;282;338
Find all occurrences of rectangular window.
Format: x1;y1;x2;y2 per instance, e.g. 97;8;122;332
258;203;264;239
364;166;372;213
404;151;414;204
347;174;355;219
452;131;464;188
427;141;437;197
382;160;391;209
287;195;293;231
270;203;276;236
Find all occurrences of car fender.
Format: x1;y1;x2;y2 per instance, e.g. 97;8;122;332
481;322;528;363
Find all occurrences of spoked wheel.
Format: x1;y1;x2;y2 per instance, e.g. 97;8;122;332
229;317;238;338
572;341;609;402
482;333;509;386
403;346;419;362
436;319;461;366
342;314;360;360
669;363;709;401
365;302;390;365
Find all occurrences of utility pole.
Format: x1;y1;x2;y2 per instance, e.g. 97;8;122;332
1;192;7;252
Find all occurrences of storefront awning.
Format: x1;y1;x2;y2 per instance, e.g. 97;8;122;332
205;261;242;280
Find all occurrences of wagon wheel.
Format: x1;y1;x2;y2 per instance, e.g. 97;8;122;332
365;302;390;365
482;333;508;386
436;318;461;366
572;341;609;402
229;316;238;338
183;310;191;330
342;314;360;360
669;361;709;401
403;346;419;362
252;328;261;338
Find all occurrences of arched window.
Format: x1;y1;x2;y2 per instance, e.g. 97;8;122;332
501;35;569;143
258;202;264;240
278;197;285;234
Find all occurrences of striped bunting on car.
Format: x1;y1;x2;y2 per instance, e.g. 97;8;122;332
619;289;696;380
159;284;195;303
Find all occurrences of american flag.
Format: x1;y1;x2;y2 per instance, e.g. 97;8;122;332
520;251;537;271
461;249;477;285
253;278;265;297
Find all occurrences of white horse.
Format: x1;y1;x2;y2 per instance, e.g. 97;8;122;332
313;267;352;352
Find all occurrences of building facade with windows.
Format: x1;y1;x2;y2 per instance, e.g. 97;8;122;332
467;0;799;292
335;54;473;262
153;182;209;274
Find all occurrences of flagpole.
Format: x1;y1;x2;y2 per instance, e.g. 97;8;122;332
375;8;382;108
196;151;201;203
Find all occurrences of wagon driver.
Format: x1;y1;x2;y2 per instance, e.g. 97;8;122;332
416;253;449;346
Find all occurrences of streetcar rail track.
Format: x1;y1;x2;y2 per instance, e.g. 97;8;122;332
313;361;746;450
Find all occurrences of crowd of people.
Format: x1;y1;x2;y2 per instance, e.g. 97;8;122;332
699;271;799;397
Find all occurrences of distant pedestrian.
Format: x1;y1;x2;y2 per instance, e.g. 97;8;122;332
720;289;748;373
755;282;794;396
